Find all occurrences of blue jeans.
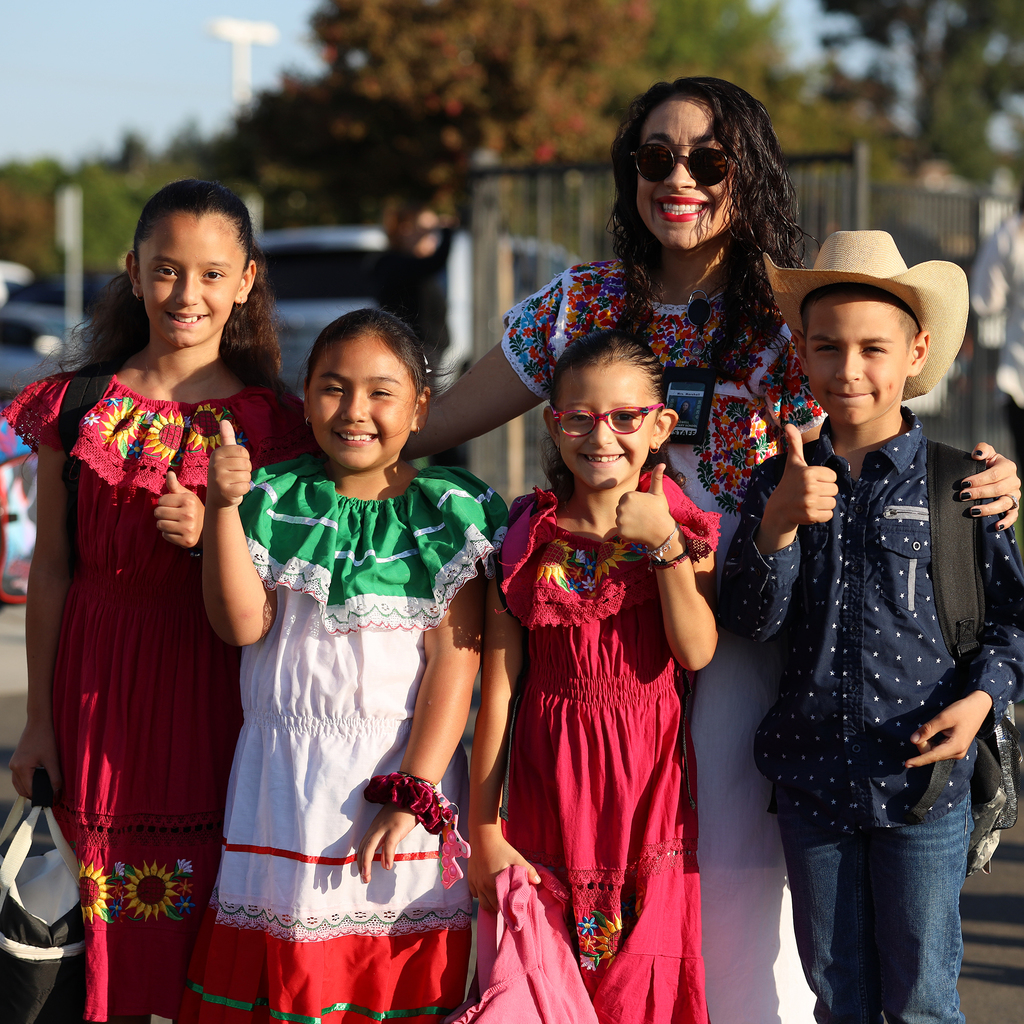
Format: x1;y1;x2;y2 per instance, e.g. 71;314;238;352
776;788;972;1024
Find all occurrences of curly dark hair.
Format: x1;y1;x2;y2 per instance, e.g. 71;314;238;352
304;307;428;395
610;77;805;381
543;328;677;503
78;179;284;394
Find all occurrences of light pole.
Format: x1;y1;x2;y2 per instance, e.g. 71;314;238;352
207;17;280;107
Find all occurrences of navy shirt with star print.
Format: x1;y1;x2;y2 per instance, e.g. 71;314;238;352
719;412;1024;832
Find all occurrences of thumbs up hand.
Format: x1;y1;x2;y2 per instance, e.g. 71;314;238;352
154;469;205;549
207;419;252;511
756;424;838;554
616;464;683;555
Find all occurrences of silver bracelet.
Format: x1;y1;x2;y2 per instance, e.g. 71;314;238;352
648;526;679;559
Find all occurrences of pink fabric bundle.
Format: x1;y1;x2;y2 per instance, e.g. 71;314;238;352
445;866;599;1023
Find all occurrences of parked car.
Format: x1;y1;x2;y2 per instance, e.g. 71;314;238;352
0;261;34;307
0;276;113;395
261;226;388;391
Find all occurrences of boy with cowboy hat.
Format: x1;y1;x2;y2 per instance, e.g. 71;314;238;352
718;230;1024;1024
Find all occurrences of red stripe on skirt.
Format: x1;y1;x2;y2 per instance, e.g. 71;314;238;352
222;842;439;866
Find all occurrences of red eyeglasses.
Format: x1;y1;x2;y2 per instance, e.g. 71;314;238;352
549;405;664;437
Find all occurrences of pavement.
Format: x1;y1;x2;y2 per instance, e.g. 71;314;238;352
0;603;1021;1022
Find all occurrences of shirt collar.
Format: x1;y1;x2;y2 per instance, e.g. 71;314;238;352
813;409;925;474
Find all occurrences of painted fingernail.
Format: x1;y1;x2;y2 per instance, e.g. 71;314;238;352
970;507;982;516
959;490;971;501
974;449;984;457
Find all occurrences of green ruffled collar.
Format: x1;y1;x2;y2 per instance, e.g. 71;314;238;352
239;455;508;634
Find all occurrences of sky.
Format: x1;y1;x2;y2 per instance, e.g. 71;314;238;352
1;0;828;165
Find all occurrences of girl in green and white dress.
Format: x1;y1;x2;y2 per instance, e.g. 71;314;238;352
180;309;506;1024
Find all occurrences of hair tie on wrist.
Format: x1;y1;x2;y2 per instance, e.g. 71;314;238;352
364;771;471;888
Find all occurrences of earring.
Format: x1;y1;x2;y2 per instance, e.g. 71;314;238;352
133;291;143;301
304;416;310;426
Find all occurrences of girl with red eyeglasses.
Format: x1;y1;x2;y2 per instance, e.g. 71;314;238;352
412;77;1022;1023
468;329;720;1023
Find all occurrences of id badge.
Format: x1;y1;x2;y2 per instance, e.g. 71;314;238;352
664;367;716;445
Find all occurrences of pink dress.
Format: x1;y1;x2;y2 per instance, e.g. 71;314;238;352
5;373;315;1021
499;475;720;1024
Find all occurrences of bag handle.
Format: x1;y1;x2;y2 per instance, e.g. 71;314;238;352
0;802;41;897
0;772;79;886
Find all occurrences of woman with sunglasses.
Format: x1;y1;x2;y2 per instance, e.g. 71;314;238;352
410;76;1022;1022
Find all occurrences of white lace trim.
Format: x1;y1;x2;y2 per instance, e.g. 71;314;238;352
248;526;505;635
212;895;472;942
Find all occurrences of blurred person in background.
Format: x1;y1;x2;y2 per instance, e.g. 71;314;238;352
971;183;1024;464
373;201;454;369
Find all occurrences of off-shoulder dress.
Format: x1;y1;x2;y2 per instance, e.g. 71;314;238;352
180;457;508;1024
4;374;314;1021
499;473;720;1024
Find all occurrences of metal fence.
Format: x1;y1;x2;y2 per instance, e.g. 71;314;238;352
468;151;1018;498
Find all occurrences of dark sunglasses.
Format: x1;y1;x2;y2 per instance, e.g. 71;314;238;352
631;142;731;187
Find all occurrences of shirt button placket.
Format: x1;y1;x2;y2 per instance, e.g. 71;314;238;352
842;489;869;814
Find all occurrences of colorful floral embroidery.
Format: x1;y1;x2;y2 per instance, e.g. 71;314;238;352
87;396;247;473
576;910;624;971
502;262;825;514
79;857;195;923
537;536;644;594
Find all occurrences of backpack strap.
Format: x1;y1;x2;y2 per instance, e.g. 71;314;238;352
926;439;985;660
905;439;984;825
58;361;118;573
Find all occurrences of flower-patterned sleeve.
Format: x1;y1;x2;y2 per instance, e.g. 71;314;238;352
500;272;567;398
760;322;825;433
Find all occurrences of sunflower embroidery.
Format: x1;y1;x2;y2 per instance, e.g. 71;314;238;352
537;537;644;594
142;410;186;463
94;397;138;457
121;862;178;920
79;861;112;923
576;909;623;970
185;404;225;454
113;859;195;922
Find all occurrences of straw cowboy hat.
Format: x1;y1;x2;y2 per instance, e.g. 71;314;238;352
763;230;969;399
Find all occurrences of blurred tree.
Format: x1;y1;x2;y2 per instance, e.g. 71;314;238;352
219;0;884;226
0;131;222;275
219;0;654;224
641;0;880;158
819;0;1024;179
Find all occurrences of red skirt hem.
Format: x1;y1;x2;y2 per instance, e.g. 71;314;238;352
179;907;471;1023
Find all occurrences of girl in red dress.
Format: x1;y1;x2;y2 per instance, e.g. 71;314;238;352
6;179;314;1023
469;329;720;1024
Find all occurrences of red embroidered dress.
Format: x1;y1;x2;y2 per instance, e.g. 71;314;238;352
4;373;314;1021
499;475;720;1024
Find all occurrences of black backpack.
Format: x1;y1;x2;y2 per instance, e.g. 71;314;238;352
57;362;117;572
776;437;1021;875
905;440;1020;877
